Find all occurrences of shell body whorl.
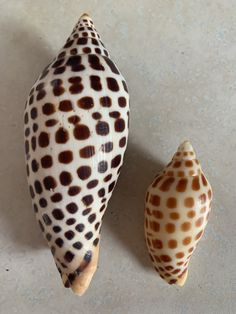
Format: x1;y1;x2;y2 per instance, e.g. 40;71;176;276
24;14;129;295
145;141;212;286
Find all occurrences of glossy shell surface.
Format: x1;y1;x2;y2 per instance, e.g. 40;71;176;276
145;141;212;285
24;14;129;294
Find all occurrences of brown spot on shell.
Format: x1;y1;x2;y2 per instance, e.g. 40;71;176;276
58;151;73;164
176;252;184;259
192;176;200;190
149;194;160;206
55;128;69;144
181;222;191;231
152;239;163;249
187;210;196;218
168;239;177;249
159;177;175;192
184;197;194;208
170;212;180;220
165;223;175;233
150;221;160;232
166;197;177;208
195;230;204;240
79;146;95;158
176;178;188;192
160;255;172;262
195;217;204;227
59;100;73;112
77;96;94;109
74;124;90;140
183;236;192;245
153;210;163;219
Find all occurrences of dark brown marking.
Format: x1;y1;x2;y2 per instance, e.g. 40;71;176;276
88;54;104;70
90;75;102;91
68;186;81;196
102;142;113;152
45;119;58;127
64;251;74;263
38;132;49;147
79;146;95;158
111;155;121;168
118;97;127;107
159;177;175;192
60;171;72;186
122;80;128;92
41;155;53;168
58;151;73;164
98;161;108;173
104;56;119;74
65;230;75;240
43;176;57;190
149;194;160;206
92;112;102;120
88;213;96;223
82;195;94;206
109;111;120;118
77;166;91;180
51;193;63;203
77;96;94;109
176;178;188;192
96;121;109;135
34;180;43;194
30;107;37;119
31;159;39;172
100;96;112;107
66;202;78;214
68;115;80;125
87;180;98;189
52;209;64;220
74;124;90;140
75;224;85;232
107;77;119;91
115;118;125;132
55;127;69;144
59;100;73;112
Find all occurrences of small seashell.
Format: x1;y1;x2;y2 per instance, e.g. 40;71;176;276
24;13;129;295
144;141;212;286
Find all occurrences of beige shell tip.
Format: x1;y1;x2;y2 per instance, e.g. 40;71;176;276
177;141;194;153
62;246;99;296
176;269;188;287
80;13;91;19
71;246;99;296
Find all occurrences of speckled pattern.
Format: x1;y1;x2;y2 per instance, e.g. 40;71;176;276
0;1;236;313
23;14;129;294
145;142;212;285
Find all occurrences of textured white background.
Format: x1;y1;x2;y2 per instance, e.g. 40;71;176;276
0;1;235;313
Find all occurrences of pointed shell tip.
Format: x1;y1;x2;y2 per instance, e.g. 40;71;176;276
177;140;194;153
80;13;91;19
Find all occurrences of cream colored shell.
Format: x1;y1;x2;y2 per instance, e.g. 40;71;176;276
145;141;212;285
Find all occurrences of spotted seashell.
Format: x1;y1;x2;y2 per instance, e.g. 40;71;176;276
145;141;212;286
24;13;129;295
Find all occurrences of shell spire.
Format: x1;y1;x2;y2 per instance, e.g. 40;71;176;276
56;13;110;59
145;141;212;286
24;13;129;295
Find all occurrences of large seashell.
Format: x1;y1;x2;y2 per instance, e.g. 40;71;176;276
144;141;212;286
24;13;129;295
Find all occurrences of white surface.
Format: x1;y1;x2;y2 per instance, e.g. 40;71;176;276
0;1;235;313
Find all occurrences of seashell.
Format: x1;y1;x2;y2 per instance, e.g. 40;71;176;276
24;13;129;295
144;141;212;286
